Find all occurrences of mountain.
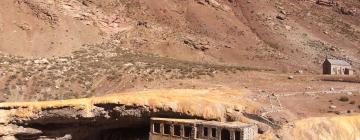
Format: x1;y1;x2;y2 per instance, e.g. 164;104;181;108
1;0;359;71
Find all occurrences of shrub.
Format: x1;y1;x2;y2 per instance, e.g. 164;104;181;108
9;75;17;80
350;101;356;104
334;111;341;115
339;96;349;102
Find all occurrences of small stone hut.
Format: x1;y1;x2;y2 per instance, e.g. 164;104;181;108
323;59;353;75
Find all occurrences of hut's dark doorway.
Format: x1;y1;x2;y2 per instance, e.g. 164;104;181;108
345;68;350;75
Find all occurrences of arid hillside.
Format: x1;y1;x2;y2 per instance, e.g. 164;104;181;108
1;0;359;70
0;0;359;102
0;1;360;139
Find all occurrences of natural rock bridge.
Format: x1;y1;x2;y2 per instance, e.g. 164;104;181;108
0;89;259;140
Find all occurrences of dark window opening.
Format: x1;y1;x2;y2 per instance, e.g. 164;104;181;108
164;124;171;135
235;131;241;140
196;127;200;138
184;126;192;138
153;123;160;133
221;129;230;140
211;128;217;137
174;125;181;136
203;127;208;137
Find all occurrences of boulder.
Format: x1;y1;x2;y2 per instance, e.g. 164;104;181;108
276;14;286;20
34;58;49;64
257;124;270;134
296;70;304;74
339;7;357;16
329;105;336;109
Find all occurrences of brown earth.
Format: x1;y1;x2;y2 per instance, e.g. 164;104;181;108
0;0;359;139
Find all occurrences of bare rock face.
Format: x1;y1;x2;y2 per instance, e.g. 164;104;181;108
0;124;42;139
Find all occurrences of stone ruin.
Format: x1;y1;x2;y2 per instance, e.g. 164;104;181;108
149;118;257;140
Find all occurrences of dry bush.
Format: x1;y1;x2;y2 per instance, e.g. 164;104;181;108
339;96;349;102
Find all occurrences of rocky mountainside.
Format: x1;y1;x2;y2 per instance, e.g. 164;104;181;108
1;0;359;69
0;0;359;102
